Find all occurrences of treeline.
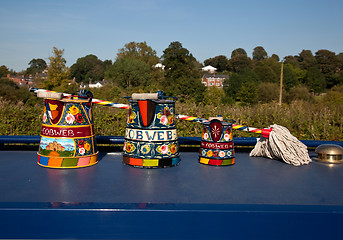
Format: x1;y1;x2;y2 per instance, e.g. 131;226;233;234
0;41;342;141
1;41;342;105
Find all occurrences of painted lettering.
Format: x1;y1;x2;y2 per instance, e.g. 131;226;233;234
129;129;135;139
145;131;156;141
136;130;143;140
166;130;172;140
157;131;164;140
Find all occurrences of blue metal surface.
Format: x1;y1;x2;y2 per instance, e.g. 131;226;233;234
0;148;343;239
1;135;342;147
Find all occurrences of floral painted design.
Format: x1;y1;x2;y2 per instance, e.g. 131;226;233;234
157;106;174;126
68;105;80;115
79;147;85;155
141;145;151;154
157;144;169;154
78;140;85;148
169;144;177;154
42;112;47;123
206;150;213;157
223;127;232;141
127;108;136;124
84;142;91;151
65;113;75;124
75;113;84;123
224;133;230;141
125;142;135;153
219;151;226;158
65;105;84;124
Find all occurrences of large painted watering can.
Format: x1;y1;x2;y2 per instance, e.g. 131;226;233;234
123;92;180;168
199;117;235;166
37;90;98;168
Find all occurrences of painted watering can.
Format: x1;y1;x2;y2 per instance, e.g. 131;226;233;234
123;92;180;168
199;116;235;166
37;90;98;168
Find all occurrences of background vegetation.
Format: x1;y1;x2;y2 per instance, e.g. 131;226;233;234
0;42;342;141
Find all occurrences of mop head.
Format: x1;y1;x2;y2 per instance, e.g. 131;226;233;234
249;124;312;166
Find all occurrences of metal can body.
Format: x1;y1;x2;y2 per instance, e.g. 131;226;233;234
199;120;235;166
37;95;98;168
123;98;180;168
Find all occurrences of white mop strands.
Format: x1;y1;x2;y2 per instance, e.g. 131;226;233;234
249;124;312;166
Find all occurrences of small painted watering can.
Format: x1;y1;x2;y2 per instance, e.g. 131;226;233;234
199;116;235;166
37;90;98;168
123;92;180;168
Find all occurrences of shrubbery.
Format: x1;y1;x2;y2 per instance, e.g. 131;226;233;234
1;86;342;141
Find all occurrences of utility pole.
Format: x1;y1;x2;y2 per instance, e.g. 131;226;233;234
279;61;284;105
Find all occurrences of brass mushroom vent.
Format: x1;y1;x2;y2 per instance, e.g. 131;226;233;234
312;144;343;164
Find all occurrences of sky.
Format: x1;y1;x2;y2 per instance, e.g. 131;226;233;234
1;0;342;72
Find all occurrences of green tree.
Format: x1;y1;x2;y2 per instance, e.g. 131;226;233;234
253;46;268;62
304;67;326;93
298;50;316;70
254;65;277;83
43;47;70;90
204;55;229;72
117;41;160;67
228;54;252;73
224;69;259;100
26;58;47;75
284;55;300;68
105;56;151;92
70;54;105;83
315;49;342;88
257;82;279;103
237;81;257;105
283;64;299;90
0;65;9;78
231;48;247;58
161;41;205;102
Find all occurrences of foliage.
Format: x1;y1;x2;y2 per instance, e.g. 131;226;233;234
231;48;247;58
161;41;205;103
285;85;313;103
0;78;31;102
42;47;70;90
304;67;326;93
253;46;268;61
203;55;229;72
26;58;47;75
224;69;259;100
237;82;257;105
257;82;279;103
0;65;9;78
1;87;342;142
117;41;160;67
227;54;252;73
70;54;106;83
105;56;152;93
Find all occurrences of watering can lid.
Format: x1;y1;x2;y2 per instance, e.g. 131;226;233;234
132;93;159;100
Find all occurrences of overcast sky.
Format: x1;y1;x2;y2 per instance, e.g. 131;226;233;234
1;0;342;71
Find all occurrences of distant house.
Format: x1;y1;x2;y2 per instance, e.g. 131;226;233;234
7;74;33;87
202;74;229;88
80;79;107;88
154;63;165;70
202;65;217;74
